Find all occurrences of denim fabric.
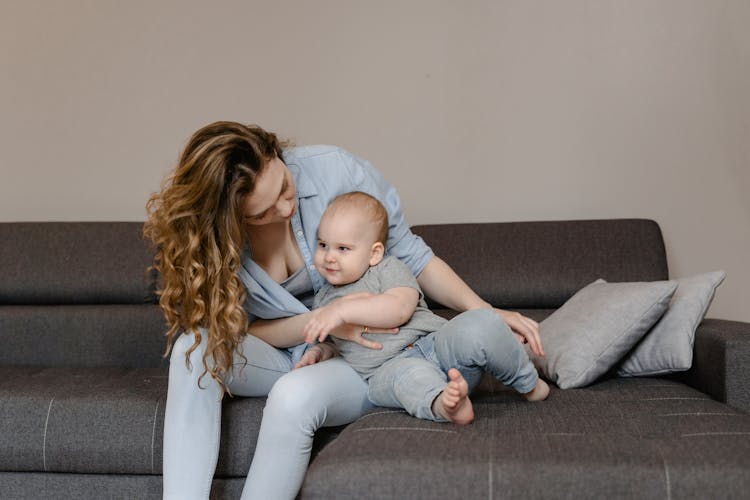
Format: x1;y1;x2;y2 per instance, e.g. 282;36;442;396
367;309;539;422
163;331;372;500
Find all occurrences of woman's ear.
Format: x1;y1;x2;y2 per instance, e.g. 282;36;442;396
369;242;385;266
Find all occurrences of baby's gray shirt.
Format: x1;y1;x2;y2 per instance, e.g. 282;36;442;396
313;255;447;378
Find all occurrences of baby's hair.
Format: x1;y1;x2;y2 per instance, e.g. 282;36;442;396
327;191;389;244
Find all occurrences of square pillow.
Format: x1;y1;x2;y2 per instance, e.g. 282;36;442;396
526;279;677;389
616;270;726;377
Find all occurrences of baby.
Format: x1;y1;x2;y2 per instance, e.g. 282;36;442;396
301;191;548;423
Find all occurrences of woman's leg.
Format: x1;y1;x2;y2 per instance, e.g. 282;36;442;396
241;357;373;500
163;332;293;500
429;309;539;394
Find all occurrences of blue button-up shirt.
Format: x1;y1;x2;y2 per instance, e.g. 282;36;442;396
238;145;434;328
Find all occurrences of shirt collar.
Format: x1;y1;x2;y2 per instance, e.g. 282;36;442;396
288;163;318;199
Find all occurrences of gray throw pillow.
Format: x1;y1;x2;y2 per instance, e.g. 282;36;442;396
527;279;677;389
617;270;726;377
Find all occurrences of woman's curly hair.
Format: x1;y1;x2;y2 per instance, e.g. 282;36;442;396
144;121;286;393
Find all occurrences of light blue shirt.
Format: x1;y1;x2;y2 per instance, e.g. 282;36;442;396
239;145;434;327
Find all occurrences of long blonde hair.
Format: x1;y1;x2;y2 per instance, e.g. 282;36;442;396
144;121;285;392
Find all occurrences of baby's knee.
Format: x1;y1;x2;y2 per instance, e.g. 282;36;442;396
465;309;513;342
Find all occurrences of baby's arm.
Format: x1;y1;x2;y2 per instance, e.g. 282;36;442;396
303;287;419;344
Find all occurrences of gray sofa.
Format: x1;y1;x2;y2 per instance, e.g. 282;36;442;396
1;219;749;499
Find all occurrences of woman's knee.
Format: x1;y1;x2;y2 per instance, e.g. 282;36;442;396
169;329;212;380
171;328;205;353
263;359;369;431
263;369;325;431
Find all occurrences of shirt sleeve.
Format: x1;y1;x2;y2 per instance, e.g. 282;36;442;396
338;149;434;277
375;256;425;300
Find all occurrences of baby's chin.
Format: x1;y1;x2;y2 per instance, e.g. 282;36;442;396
317;268;340;285
325;275;348;286
322;271;355;287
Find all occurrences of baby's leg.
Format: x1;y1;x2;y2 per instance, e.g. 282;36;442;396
430;309;547;400
524;378;550;401
368;356;464;423
432;368;474;425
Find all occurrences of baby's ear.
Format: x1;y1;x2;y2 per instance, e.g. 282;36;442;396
369;242;385;266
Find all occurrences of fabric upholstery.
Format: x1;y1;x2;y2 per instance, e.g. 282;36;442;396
528;279;677;389
411;219;669;309
0;367;265;477
302;378;750;499
682;319;750;413
0;304;166;368
0;222;157;305
0;473;244;500
618;271;726;377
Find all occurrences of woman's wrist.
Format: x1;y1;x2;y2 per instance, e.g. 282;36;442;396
466;300;493;311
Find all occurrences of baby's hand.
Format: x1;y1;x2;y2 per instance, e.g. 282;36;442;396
294;345;324;368
303;305;346;344
294;343;339;369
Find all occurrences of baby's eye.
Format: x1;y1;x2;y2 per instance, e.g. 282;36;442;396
338;246;350;252
317;241;327;249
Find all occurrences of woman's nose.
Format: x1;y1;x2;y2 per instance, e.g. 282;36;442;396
276;198;293;218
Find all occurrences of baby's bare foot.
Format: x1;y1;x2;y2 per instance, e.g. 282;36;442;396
524;378;550;402
433;368;474;425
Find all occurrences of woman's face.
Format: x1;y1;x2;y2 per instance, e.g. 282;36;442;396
242;157;297;226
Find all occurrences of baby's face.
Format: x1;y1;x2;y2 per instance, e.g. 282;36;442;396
314;209;380;286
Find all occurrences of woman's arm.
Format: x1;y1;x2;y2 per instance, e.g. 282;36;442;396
417;256;545;357
250;309;401;350
249;314;312;348
303;287;419;344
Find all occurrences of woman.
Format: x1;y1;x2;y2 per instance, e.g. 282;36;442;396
145;121;542;500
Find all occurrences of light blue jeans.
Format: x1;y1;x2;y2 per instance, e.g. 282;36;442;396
367;309;539;421
162;331;374;500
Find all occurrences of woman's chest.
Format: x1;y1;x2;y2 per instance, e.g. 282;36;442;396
253;238;305;283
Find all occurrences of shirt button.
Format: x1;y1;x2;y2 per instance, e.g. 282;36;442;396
297;230;304;237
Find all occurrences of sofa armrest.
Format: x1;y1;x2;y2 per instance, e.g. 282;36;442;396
681;318;750;413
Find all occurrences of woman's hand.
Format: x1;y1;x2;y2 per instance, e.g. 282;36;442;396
294;342;340;369
494;308;545;357
326;322;399;350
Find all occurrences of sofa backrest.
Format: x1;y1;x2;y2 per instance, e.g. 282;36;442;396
411;219;669;309
0;222;166;368
0;222;156;305
1;218;669;367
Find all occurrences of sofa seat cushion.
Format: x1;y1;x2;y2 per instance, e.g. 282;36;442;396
302;378;750;499
0;367;267;477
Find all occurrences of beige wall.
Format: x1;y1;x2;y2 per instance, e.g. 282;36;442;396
2;1;748;321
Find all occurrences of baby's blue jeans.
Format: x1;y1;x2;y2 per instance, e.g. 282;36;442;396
367;308;539;421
